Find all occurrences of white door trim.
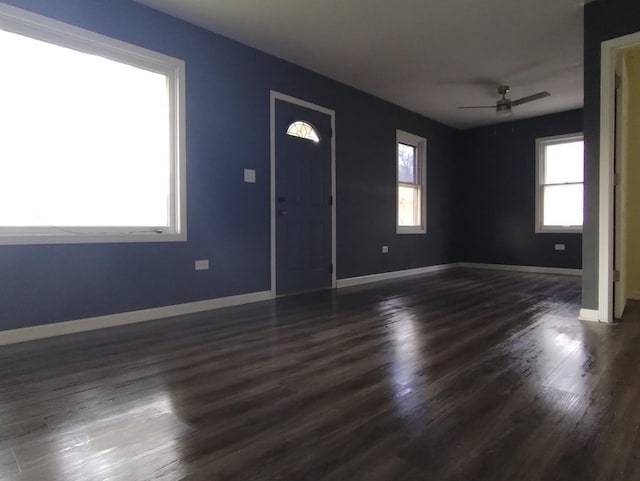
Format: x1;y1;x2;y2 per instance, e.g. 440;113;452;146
598;31;640;323
269;91;337;296
614;54;629;319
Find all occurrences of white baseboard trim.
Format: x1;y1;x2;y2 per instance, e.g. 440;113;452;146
336;263;455;289
0;291;273;347
627;290;640;300
0;261;585;346
579;308;600;322
336;261;582;289
457;262;582;277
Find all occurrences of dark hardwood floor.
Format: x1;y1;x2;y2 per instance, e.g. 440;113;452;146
0;268;639;480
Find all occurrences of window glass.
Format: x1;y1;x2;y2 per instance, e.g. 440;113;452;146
398;143;416;183
544;141;584;184
398;185;420;226
286;121;320;142
0;29;170;228
543;184;583;227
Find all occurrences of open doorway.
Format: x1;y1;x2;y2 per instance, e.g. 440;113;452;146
598;31;640;323
614;47;640;319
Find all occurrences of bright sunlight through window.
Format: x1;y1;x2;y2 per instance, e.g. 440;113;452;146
536;133;584;232
397;130;426;234
0;6;185;244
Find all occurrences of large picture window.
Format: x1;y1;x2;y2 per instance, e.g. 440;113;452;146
0;4;186;245
397;130;427;234
535;133;584;233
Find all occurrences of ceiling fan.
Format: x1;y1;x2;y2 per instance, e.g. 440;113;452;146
457;85;551;114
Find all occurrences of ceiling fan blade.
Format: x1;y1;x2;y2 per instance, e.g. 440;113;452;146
510;91;550;107
456;106;496;109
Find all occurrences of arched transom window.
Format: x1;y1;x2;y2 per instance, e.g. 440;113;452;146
286;121;320;143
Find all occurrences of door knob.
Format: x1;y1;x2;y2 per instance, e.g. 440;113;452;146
278;210;287;216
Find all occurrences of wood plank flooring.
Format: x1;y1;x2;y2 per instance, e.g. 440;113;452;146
0;268;639;480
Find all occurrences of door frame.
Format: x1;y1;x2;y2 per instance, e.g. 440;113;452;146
598;31;640;323
614;53;629;319
269;91;337;296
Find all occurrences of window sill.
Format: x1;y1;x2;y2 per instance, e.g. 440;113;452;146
535;226;582;234
397;226;426;235
0;232;187;246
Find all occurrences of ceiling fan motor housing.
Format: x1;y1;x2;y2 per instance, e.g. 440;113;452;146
496;101;512;112
497;85;512;112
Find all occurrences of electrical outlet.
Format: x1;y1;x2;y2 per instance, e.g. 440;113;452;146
195;260;210;271
382;245;389;254
554;244;566;251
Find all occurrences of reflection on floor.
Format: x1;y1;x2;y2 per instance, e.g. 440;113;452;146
0;268;639;480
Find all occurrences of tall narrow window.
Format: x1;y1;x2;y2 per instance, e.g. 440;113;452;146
397;130;427;234
0;4;186;245
536;133;584;232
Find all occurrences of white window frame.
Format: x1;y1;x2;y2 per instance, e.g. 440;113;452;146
535;132;584;234
0;4;186;245
396;130;427;234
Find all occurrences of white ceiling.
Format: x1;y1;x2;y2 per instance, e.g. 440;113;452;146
134;0;586;129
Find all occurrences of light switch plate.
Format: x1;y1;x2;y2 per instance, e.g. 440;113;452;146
244;169;256;183
554;244;566;251
382;245;389;253
195;260;210;271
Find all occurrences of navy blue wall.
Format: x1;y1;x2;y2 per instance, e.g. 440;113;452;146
582;0;640;309
456;109;584;269
0;0;457;329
